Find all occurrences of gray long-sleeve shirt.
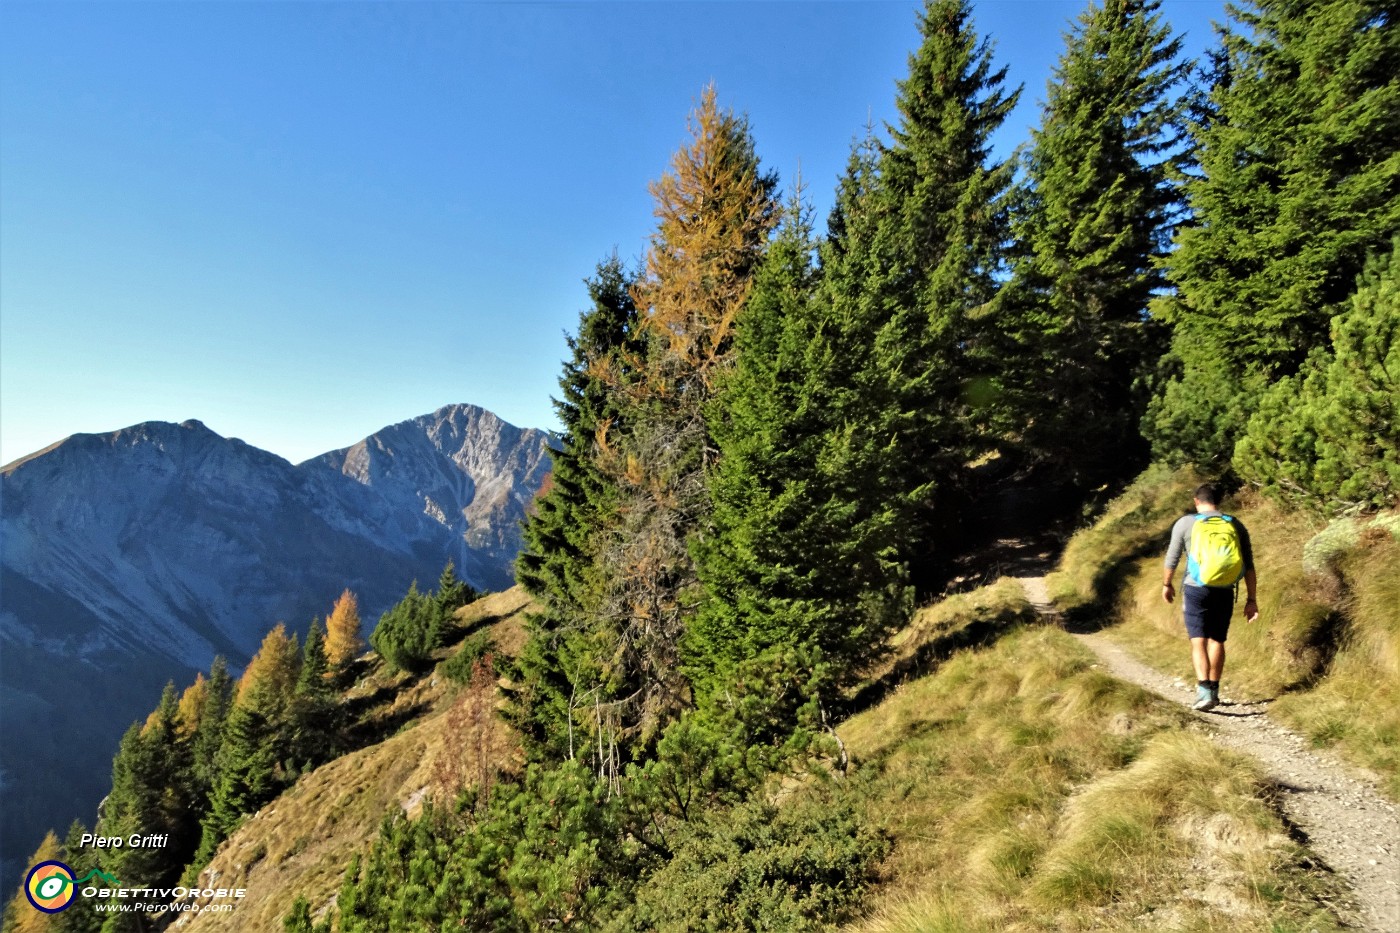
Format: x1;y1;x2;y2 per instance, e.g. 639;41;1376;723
1165;511;1254;587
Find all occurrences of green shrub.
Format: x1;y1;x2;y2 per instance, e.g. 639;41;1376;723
609;784;889;932
335;761;635;933
440;631;495;684
1235;240;1400;512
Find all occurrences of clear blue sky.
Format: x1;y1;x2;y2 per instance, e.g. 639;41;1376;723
1;0;1228;466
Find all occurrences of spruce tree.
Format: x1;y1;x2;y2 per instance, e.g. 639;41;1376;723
292;618;338;766
191;655;233;798
1146;0;1400;467
95;687;196;893
512;255;644;758
54;822;103;933
95;727;161;890
436;562;473;615
189;702;278;873
823;0;1020;590
692;192;907;698
1003;0;1191;483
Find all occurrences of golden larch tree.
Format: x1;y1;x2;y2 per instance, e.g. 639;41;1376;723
631;82;778;398
324;589;364;670
584;84;778;759
236;623;300;715
175;672;207;737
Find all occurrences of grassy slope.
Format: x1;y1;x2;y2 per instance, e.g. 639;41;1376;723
1055;468;1400;797
839;619;1343;932
182;588;533;932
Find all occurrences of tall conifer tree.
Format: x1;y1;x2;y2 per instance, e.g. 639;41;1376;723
96;686;195;891
588;84;777;751
1003;0;1190;483
822;0;1019;588
692;191;907;696
324;590;364;673
292;618;337;765
54;822;103;933
190;702;279;873
513;255;644;759
1146;0;1400;467
191;656;233;798
190;627;300;872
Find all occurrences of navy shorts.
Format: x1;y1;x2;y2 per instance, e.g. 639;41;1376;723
1183;585;1234;642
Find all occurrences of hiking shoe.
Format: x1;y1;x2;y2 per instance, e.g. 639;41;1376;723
1192;684;1217;711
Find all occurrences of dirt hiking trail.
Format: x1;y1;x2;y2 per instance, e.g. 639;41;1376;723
1018;574;1400;933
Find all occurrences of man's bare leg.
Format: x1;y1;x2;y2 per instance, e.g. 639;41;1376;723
1190;637;1210;682
1206;639;1226;683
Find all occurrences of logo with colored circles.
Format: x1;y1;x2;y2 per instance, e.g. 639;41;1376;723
25;861;77;913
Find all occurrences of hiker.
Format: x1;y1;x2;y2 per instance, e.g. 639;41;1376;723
1161;482;1259;711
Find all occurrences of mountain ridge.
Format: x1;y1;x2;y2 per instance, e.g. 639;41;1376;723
0;402;555;892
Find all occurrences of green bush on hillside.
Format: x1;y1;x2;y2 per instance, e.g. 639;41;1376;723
440;631;495;684
607;786;889;933
1235;241;1400;512
371;566;477;675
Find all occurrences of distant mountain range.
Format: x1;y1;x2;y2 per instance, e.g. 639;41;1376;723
0;403;554;890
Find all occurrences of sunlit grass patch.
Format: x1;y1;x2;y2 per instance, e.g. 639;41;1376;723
840;606;1347;932
842;625;1183;931
1046;463;1201;618
1272;527;1400;797
850;577;1037;709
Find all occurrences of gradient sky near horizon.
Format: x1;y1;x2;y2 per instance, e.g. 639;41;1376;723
1;0;1229;467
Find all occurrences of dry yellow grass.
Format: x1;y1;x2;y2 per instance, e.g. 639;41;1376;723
1270;528;1400;796
851;577;1035;708
1045;464;1202;618
839;622;1345;932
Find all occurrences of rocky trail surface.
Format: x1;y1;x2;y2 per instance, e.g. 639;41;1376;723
1018;574;1400;932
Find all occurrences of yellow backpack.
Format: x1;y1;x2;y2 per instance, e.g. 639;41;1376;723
1187;515;1245;587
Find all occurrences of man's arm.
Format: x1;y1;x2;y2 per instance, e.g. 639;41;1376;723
1243;568;1259;621
1238;521;1259;621
1162;516;1189;604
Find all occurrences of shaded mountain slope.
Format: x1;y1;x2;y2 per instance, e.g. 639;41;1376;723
0;404;552;893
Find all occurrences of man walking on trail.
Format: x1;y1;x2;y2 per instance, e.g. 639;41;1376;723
1162;483;1260;711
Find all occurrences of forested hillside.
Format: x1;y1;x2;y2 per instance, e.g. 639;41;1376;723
5;0;1394;930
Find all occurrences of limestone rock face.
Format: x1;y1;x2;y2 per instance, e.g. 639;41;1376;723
0;403;554;887
307;403;554;593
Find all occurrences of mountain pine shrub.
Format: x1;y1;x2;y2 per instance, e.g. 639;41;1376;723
1234;240;1399;511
